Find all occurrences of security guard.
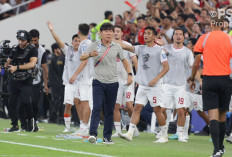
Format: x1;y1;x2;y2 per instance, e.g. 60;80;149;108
5;30;38;132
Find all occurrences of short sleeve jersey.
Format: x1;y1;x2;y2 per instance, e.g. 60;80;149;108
62;45;81;85
85;40;125;83
134;44;167;86
194;31;232;76
117;41;136;85
163;45;194;86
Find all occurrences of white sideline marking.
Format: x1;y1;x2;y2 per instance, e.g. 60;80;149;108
35;136;46;139
0;140;115;157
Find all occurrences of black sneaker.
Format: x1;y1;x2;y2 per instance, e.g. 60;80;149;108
210;151;222;157
195;125;210;136
27;118;35;132
103;137;114;144
8;125;19;132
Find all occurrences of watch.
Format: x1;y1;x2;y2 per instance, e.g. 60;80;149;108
17;65;20;70
128;73;132;76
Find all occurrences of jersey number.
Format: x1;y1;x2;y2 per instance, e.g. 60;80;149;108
126;92;131;99
153;97;157;104
178;98;184;105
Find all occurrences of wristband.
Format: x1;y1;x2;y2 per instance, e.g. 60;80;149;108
128;73;132;76
17;65;20;70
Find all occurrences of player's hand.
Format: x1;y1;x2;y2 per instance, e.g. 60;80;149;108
148;78;159;87
156;37;165;46
8;65;17;73
126;75;133;86
47;21;54;31
189;80;196;93
90;50;98;57
44;85;50;95
69;75;77;84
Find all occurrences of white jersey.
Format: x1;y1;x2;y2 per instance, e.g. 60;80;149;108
134;44;168;86
117;41;135;85
78;39;93;81
33;44;45;85
62;45;81;85
163;45;194;86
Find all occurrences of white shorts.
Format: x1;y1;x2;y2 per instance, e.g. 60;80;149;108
163;84;186;109
135;84;164;107
64;83;79;105
186;92;203;112
77;77;93;102
116;82;135;105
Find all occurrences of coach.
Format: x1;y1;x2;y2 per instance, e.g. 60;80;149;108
80;23;132;144
190;15;232;157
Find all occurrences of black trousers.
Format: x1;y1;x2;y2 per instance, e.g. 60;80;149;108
18;82;42;128
7;78;33;126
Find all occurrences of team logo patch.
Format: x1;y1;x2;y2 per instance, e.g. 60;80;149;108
82;45;87;52
162;54;167;59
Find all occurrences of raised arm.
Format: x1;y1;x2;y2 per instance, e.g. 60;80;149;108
47;21;65;49
122;59;133;85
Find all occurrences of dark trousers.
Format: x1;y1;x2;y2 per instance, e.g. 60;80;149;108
7;78;33;126
90;79;119;138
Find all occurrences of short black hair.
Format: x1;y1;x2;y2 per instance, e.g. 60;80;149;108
164;15;173;21
178;14;187;22
145;26;157;36
114;25;123;32
189;38;197;46
104;11;113;19
100;23;114;31
173;27;184;36
137;16;145;21
187;14;196;21
51;43;60;52
79;23;90;36
29;29;40;38
116;14;122;20
179;1;185;8
72;34;79;41
90;23;97;27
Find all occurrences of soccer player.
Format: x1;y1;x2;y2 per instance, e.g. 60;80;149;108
162;27;194;142
112;25;138;137
190;15;232;156
73;23;93;136
47;21;82;132
116;26;170;143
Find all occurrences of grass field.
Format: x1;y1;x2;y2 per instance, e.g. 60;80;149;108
0;118;231;157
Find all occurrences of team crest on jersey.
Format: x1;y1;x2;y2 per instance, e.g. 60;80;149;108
82;45;87;52
162;54;167;59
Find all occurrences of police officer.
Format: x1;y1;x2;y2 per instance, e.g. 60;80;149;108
5;30;38;132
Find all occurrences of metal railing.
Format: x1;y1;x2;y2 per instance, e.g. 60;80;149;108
0;0;35;15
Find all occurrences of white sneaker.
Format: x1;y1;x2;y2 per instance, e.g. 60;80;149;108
183;134;189;140
133;127;140;137
62;128;70;133
118;132;133;141
154;137;168;143
178;137;188;142
112;132;120;137
156;131;162;139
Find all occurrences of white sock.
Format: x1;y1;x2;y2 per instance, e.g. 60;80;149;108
184;116;190;136
166;109;171;128
128;123;136;135
160;125;167;138
64;117;71;130
82;123;88;130
80;120;83;129
114;122;121;134
178;126;184;138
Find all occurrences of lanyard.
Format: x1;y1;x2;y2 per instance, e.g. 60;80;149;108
95;46;111;67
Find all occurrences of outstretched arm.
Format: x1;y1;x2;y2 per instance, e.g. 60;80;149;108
47;21;65;49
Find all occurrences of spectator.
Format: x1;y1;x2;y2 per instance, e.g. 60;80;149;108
136;16;147;45
176;14;188;33
160;15;174;44
9;0;27;14
0;0;14;20
191;23;201;39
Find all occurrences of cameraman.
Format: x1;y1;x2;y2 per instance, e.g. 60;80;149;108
4;30;38;132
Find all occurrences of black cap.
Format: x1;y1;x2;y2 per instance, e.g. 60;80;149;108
17;30;29;41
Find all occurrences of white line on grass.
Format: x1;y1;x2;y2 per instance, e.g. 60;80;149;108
0;140;115;157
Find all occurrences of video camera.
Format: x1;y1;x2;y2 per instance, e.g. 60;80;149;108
0;40;13;66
